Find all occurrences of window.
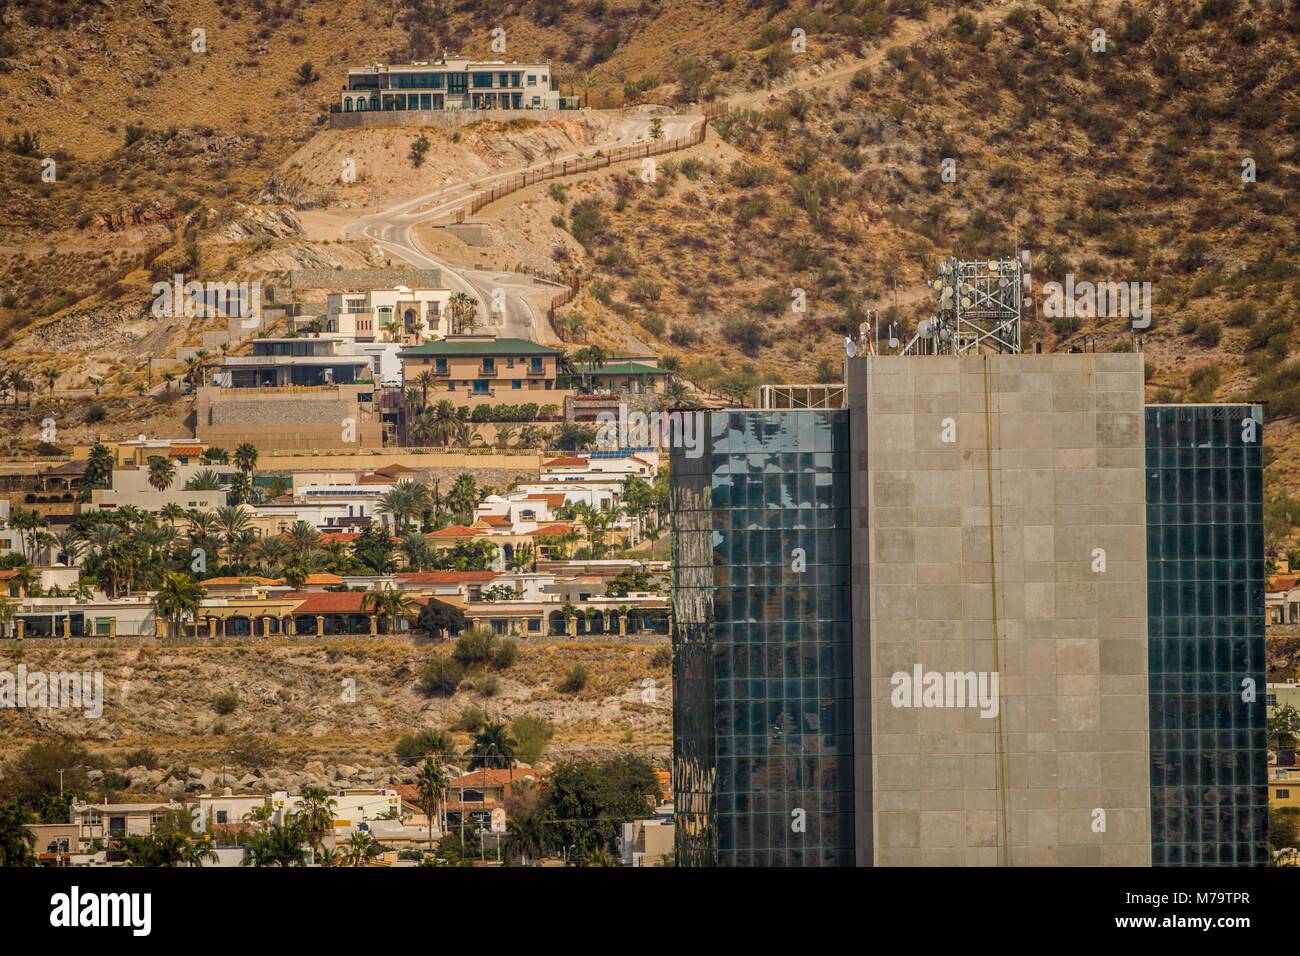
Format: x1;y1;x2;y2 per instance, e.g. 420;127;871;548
530;358;543;373
482;358;495;372
1280;790;1291;799
512;380;522;389
473;72;493;88
217;811;229;824
527;74;537;86
435;358;448;373
473;381;490;394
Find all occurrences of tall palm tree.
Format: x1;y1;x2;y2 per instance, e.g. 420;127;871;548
8;507;46;563
234;442;258;475
160;502;186;527
41;367;59;394
415;370;437;407
448;292;478;334
415;757;448;853
216;505;251;563
147;456;177;493
294;787;338;853
154;571;204;639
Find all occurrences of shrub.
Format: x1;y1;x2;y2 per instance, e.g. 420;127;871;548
1193;319;1222;347
473;674;499;697
557;664;588;693
418;657;464;696
1226;302;1258;327
650;646;672;668
212;691;239;715
510;715;555;765
122;748;159;770
493;639;519;670
395;729;454;765
452;705;487;732
453;628;499;667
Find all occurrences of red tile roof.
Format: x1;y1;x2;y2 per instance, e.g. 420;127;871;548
525;493;566;507
288;591;374;614
481;514;512;526
302;573;343;585
375;464;420;476
543;457;588;467
203;576;281;587
1269;575;1300;593
529;523;574;537
396;571;499;585
449;768;540;789
429;525;485;538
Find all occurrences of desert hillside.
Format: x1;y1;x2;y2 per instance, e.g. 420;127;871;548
0;638;671;793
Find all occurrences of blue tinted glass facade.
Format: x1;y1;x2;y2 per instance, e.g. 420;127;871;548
670;410;854;866
1146;405;1267;865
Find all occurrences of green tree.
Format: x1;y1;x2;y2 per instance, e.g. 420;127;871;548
0;801;37;866
146;456;176;493
467;722;517;771
1271;703;1300;750
234;442;258;475
154;571;204;639
415;757;449;853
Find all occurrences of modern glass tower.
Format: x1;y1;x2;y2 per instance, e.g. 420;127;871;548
670;410;854;866
670;356;1268;866
1145;404;1268;865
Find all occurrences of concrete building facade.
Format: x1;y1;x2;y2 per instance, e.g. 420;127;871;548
669;351;1266;866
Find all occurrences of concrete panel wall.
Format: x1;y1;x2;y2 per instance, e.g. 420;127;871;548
850;352;1150;866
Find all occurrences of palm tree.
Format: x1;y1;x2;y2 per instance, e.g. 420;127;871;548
8;507;46;563
242;821;308;867
7;368;31;407
160;502;186;527
494;425;516;449
415;370;437;407
186;510;221;542
179;840;220;868
40;367;58;393
234;442;258;475
146;456;177;493
281;550;322;589
415;758;448;853
256;536;290;576
88;376;105;397
285;520;320;553
505;810;549;866
183;468;224;491
154;571;204;639
586;846;620;867
53;527;83;566
451;292;482;334
294;787;338;853
216;505;251;563
467;722;517;771
363;588;416;634
344;830;379;867
401;533;437;571
242;803;273;832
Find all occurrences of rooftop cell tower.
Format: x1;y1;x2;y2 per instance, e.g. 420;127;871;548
902;255;1024;356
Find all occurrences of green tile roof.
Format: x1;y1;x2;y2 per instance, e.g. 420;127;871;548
399;337;560;357
575;361;670;376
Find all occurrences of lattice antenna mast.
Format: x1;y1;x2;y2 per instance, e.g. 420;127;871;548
902;256;1023;356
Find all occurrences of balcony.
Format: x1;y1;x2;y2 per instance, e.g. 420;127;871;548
526;367;547;377
478;366;499;377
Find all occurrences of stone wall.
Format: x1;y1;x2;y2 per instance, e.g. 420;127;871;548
848;352;1151;866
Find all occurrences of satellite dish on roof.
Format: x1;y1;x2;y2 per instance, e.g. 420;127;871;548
843;336;857;358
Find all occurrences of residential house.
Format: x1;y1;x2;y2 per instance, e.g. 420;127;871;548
340;59;558;113
398;335;572;408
